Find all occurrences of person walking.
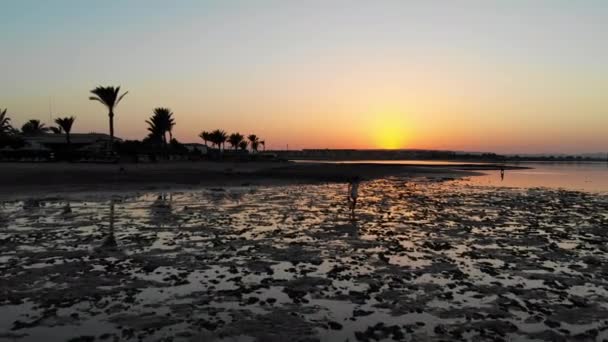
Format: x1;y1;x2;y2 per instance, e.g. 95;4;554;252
348;176;360;214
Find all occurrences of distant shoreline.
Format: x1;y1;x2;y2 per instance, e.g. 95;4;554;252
0;161;523;200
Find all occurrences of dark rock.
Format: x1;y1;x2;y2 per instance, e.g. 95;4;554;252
246;297;259;305
353;309;373;317
67;336;95;342
544;319;561;328
327;321;343;330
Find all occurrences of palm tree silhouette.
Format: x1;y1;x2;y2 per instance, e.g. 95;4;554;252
21;120;49;135
155;108;175;143
146;108;175;147
238;140;248;151
208;132;217;149
248;134;260;152
0;109;15;136
210;129;228;151
54;116;75;146
49;126;63;134
219;130;228;151
260;140;266;151
146;114;163;145
199;131;211;147
89;86;128;150
228;133;245;151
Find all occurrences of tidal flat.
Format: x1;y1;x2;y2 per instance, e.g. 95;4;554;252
1;177;608;341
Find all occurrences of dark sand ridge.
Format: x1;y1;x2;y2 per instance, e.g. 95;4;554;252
0;161;523;200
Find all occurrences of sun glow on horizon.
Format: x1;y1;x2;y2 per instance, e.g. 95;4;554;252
374;126;404;149
368;110;411;150
1;2;606;154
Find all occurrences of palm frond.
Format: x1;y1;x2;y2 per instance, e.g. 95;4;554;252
89;96;104;103
116;91;129;105
54;116;75;133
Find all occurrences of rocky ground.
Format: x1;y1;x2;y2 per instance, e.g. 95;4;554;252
1;177;608;341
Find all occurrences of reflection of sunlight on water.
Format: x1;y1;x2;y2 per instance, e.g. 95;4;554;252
293;159;492;166
465;162;608;192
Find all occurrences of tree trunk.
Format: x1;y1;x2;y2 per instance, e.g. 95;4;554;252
66;132;71;146
109;111;114;151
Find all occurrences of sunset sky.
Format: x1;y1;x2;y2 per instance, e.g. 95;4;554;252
1;1;606;153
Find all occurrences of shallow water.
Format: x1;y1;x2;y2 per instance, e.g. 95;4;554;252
1;178;608;341
296;160;608;193
466;162;608;193
293;159;493;166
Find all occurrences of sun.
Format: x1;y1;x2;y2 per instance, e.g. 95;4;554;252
369;115;409;150
375;125;405;149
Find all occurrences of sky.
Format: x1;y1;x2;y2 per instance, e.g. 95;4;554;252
1;0;607;153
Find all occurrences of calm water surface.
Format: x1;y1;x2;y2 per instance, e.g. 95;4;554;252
294;160;608;193
467;162;608;193
292;159;492;166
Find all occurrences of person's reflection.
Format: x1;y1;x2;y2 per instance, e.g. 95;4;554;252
228;190;244;204
101;199;118;250
62;202;72;215
349;213;359;238
23;199;41;210
347;176;360;214
208;189;227;206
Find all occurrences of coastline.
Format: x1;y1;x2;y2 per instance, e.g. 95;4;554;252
0;161;523;200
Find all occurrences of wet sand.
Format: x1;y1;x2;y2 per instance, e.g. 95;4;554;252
1;177;607;341
0;161;517;200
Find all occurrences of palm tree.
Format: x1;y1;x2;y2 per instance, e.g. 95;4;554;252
199;131;211;147
54;116;75;146
219;130;228;151
228;133;245;151
207;132;216;149
146;115;164;145
0;109;15;136
21;120;49;136
210;129;228;151
146;108;175;147
248;134;260;152
153;108;175;144
89;86;128;150
260;140;266;151
49;126;63;134
238;141;248;151
165;110;176;142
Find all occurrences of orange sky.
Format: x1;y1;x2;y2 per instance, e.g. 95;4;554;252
2;1;607;153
